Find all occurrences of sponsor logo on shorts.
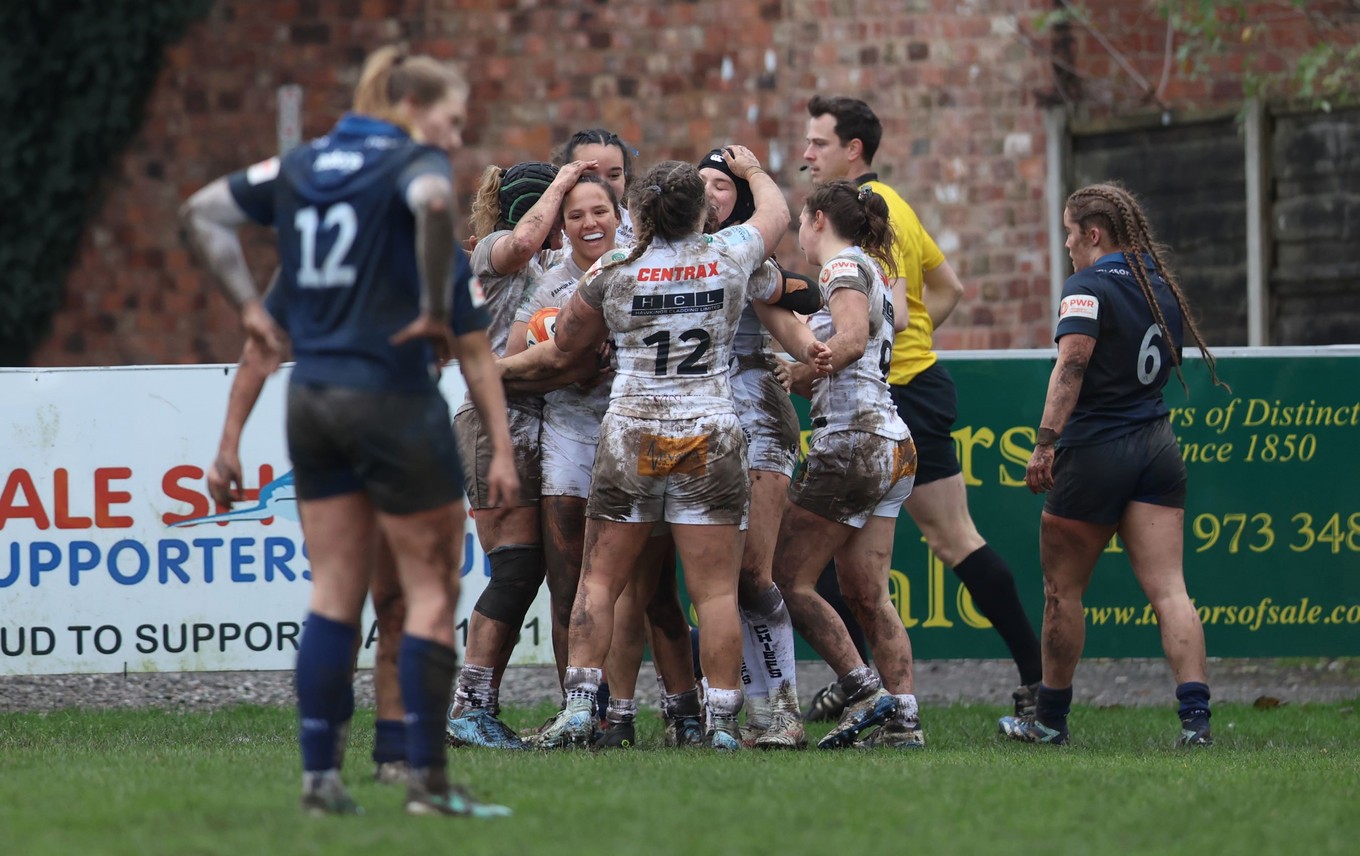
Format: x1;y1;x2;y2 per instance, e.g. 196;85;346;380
637;434;708;477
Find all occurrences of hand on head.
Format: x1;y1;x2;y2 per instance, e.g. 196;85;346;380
721;145;764;181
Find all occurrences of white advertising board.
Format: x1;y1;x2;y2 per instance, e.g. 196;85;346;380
0;364;552;675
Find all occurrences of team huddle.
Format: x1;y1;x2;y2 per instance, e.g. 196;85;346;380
181;45;1222;818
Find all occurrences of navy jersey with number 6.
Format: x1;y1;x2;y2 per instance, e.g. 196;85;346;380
227;113;454;392
1054;252;1184;446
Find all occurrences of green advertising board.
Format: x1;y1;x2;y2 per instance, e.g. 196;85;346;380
764;347;1360;659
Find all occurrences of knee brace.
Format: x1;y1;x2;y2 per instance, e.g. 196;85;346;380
473;544;545;625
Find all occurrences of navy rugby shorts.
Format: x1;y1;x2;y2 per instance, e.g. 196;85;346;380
1045;418;1186;525
286;382;464;515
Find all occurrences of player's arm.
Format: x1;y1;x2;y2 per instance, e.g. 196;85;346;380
390;172;459;360
208;334;289;508
770;268;823;315
499;292;606;384
753;301;831;374
1025;332;1095;494
180;177;282;351
821;287;871;373
922;260;964;328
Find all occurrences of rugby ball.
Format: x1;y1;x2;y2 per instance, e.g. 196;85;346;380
526;306;560;346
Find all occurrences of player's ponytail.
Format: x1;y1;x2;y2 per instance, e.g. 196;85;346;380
469;165;506;240
352;45;467;132
806;180;898;279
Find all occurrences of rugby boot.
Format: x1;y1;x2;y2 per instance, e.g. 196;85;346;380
804;681;848;722
817;688;897;749
998;714;1070;745
534;697;595;749
446;707;527;749
708;715;743;751
405;767;512;818
754;683;807;750
1177;717;1214;747
373;759;410;785
300;770;362;816
1012;682;1040;719
664;713;705;747
855;721;926;749
740;696;772;748
592;718;637;749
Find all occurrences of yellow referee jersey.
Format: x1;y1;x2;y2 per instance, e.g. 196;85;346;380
859;176;946;386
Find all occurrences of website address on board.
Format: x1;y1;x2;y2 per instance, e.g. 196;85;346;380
1086;598;1360;630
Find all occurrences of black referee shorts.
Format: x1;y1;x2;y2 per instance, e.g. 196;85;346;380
889;362;960;487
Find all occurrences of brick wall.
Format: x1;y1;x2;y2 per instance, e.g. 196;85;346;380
32;0;424;366
31;0;1356;365
1057;0;1360;117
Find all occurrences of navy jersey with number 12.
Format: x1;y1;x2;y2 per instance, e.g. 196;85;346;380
1054;252;1185;446
228;113;455;392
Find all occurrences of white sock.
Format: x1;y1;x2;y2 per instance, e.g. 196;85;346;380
894;693;919;725
742;584;798;698
706;686;744;723
564;666;602;706
740;617;769;700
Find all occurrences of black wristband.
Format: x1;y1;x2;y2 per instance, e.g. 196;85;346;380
1036;426;1061;446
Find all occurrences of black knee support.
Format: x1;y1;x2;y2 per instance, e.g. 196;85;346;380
473;545;545;625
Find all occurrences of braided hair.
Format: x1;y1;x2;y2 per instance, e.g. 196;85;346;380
804;179;899;279
1065;182;1228;393
605;161;706;271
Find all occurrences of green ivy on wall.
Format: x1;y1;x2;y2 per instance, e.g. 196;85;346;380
0;0;213;365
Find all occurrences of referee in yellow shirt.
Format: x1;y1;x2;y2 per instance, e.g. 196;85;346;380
802;95;1042;718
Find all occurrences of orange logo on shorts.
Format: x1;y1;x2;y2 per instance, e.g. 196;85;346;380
638;434;709;477
893;439;918;483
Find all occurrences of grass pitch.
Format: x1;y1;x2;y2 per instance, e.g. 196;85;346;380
2;700;1357;856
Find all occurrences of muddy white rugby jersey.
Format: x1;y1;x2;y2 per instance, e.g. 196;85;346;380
577;224;775;421
470;229;546;356
515;254;611;442
807;247;909;441
730;260;782;362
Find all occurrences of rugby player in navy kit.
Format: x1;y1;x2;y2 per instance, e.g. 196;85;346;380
998;182;1227;747
181;47;515;816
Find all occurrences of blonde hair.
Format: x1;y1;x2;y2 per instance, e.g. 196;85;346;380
352;45;467;132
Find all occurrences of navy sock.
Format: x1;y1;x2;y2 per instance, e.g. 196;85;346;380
952;545;1043;686
1036;684;1073;730
399;634;458;771
294;612;357;772
1176;681;1211;722
373;719;406;764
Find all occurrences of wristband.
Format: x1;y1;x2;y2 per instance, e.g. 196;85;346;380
1035;426;1061;447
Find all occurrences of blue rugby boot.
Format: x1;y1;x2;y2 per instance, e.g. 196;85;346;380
534;698;595;749
405;767;512;818
998;714;1069;745
817;688;897;749
708;715;743;751
445;707;527;750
